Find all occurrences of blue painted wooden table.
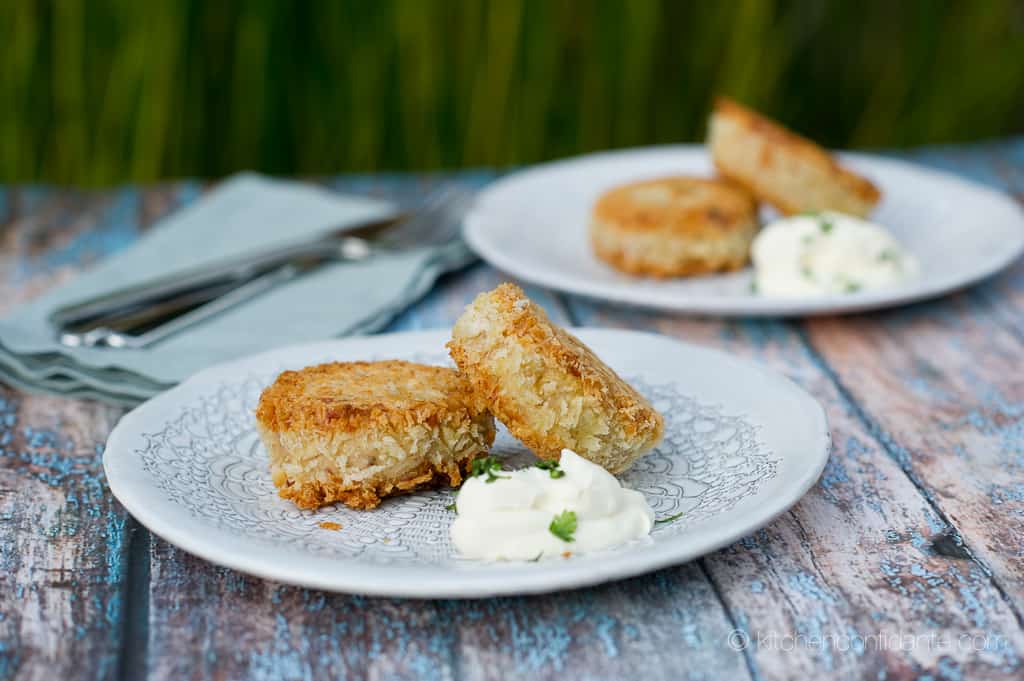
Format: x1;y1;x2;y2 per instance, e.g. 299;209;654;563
1;139;1023;681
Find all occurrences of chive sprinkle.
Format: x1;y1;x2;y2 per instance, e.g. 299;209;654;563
470;456;507;483
878;249;900;263
535;459;566;479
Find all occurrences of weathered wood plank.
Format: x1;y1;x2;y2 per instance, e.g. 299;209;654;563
0;188;136;303
146;532;750;681
0;188;137;681
566;302;1024;679
450;565;749;681
0;186;51;237
0;387;126;681
804;295;1024;608
147;540;459;681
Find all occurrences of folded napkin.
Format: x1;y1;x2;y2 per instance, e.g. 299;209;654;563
0;173;475;405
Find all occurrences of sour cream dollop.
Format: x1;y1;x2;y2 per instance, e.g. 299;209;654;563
751;211;918;297
450;449;654;561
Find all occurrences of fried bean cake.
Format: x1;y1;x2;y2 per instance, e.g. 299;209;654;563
590;175;759;277
256;360;495;510
447;283;663;474
708;97;880;217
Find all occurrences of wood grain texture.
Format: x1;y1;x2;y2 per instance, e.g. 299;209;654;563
805;296;1024;607
2;146;1024;680
0;187;134;681
146;542;750;681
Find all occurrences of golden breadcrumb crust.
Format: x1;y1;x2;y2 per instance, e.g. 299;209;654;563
256;360;495;510
708;97;881;217
447;283;663;473
590;176;759;278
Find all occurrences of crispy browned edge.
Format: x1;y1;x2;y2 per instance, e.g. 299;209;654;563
588;176;757;277
589;239;749;278
255;360;494;510
255;360;488;436
590;175;758;234
446;283;664;463
711;96;881;214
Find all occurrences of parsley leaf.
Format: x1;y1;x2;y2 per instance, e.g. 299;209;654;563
819;217;834;234
445;502;457;513
655;512;685;525
844;281;862;293
548;510;577;543
535;460;566;479
470;456;507;483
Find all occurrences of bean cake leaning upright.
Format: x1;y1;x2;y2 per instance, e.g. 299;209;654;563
447;283;663;474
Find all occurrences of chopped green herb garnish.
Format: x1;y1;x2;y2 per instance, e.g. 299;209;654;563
878;249;900;264
445;502;457;513
655;512;685;525
819;217;834;234
549;510;577;543
801;266;814;280
535;460;566;479
470;456;507;483
748;280;759;294
844;281;862;293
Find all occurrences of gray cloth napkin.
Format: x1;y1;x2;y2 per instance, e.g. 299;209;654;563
0;173;475;405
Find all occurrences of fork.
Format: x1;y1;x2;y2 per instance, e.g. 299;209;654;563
53;186;474;349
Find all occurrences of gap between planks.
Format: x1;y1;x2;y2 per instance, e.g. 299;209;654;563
117;520;152;681
794;324;1024;632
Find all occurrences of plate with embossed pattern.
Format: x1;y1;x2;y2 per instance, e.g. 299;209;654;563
104;329;829;598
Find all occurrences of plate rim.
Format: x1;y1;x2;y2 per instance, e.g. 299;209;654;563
464;144;1024;317
104;328;831;598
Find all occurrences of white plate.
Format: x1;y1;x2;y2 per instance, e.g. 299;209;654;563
465;146;1024;316
104;329;829;598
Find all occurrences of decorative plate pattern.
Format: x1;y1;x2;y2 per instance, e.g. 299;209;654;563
135;358;778;566
105;330;829;597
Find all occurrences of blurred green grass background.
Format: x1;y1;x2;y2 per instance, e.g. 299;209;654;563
2;0;1023;185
